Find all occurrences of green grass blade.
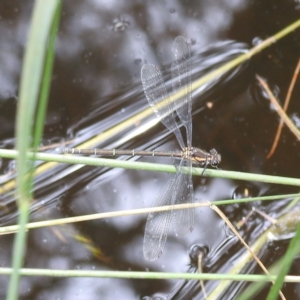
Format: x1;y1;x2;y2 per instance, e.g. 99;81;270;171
0;149;300;187
266;222;300;300
33;1;62;150
7;1;59;299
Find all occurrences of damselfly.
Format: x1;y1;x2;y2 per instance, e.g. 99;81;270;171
63;36;221;261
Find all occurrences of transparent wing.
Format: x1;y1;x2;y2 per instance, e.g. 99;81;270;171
142;37;194;261
171;36;192;148
143;159;194;261
171;158;194;236
143;176;176;261
141;64;185;150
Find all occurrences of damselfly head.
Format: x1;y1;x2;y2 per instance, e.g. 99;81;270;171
209;148;221;168
191;147;221;168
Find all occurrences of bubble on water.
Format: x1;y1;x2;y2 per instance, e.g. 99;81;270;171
134;58;142;65
112;17;130;32
290;113;300;129
249;78;281;111
232;183;259;200
252;36;263;46
189;244;209;267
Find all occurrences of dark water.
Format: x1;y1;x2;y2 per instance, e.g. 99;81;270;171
0;0;300;299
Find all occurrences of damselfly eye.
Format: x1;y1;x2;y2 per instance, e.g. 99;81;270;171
212;161;218;167
209;149;221;167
